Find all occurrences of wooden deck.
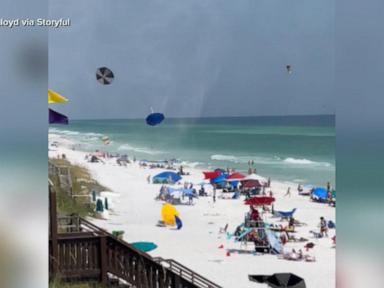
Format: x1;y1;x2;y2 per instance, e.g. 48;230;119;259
49;188;221;288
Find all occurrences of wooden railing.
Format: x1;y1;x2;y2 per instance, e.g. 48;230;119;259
50;215;222;288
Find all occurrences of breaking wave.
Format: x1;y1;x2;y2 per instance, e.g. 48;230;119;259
117;144;165;155
211;154;332;168
283;157;332;167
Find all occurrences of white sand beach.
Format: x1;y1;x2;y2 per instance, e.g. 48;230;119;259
49;133;335;288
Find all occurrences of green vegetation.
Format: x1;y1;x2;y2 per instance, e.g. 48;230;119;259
49;158;108;217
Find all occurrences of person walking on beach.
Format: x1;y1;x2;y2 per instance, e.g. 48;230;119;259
288;217;295;230
147;175;151;184
267;177;271;187
248;167;252;175
212;185;217;203
327;182;331;192
284;187;291;197
320;216;328;237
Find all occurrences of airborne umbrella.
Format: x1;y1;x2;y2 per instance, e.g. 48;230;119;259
146;112;165;126
49;108;68;125
286;65;292;74
48;89;68;104
96;67;114;85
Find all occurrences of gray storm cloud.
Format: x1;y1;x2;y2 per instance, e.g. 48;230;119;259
49;0;334;120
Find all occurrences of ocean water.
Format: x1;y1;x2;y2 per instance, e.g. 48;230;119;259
49;115;335;187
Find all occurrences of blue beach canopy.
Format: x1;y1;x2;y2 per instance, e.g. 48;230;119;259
312;187;328;200
211;174;227;184
146;112;165;126
131;242;158;252
153;171;181;183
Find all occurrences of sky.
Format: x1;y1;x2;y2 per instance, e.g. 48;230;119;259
49;0;334;120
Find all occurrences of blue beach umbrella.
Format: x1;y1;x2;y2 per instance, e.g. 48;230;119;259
146;112;165;126
153;171;182;183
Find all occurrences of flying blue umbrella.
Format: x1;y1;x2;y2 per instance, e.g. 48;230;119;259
146;112;165;126
49;108;68;125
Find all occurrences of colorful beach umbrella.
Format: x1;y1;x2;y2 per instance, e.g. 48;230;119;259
49;108;68;124
161;203;179;226
96;67;114;85
48;89;68;104
146;112;165;126
244;196;275;206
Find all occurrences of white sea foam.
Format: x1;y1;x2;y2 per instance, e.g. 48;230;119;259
211;154;333;168
117;144;165;155
49;128;80;136
283;157;332;167
210;154;240;162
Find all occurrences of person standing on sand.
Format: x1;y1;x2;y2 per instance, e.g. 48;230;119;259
320;217;328;237
147;175;151;184
213;185;217;203
267;177;271;187
284;187;291;197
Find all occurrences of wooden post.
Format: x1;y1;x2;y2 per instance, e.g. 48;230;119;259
100;236;108;286
49;187;59;277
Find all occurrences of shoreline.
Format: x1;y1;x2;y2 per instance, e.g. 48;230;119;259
49;132;335;288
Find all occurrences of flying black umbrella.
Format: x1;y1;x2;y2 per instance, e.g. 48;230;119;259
286;65;292;74
249;273;306;288
96;67;114;85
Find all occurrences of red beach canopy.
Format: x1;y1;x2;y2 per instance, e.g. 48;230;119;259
227;172;246;180
242;179;262;188
203;171;222;180
244;196;275;206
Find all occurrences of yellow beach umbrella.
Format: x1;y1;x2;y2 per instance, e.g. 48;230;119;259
161;203;179;226
48;89;68;104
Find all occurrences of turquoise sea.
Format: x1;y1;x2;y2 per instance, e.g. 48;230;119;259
49;115;335;187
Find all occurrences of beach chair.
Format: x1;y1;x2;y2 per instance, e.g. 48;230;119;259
274;208;297;220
